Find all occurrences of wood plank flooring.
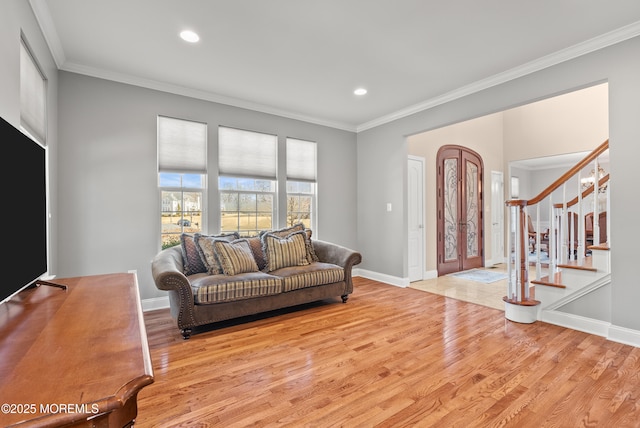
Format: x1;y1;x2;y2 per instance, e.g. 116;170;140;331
138;277;640;427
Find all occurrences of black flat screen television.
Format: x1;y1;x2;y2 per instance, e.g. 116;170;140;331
0;115;48;304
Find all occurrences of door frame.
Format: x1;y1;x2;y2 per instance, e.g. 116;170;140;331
490;171;505;266
436;145;485;275
408;155;425;282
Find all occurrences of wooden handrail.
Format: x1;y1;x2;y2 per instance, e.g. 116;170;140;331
504;138;609;315
506;139;609;208
553;173;609;209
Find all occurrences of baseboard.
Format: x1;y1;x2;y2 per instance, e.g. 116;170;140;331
354;268;408;288
541;309;640;348
608;324;640;348
541;310;611;337
142;296;169;312
353;268;436;286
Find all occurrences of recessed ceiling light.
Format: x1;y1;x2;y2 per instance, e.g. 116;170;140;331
180;30;200;43
354;88;367;96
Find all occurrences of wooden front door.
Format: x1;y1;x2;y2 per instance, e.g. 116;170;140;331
437;145;484;275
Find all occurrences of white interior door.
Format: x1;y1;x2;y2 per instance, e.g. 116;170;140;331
491;171;505;265
408;156;425;282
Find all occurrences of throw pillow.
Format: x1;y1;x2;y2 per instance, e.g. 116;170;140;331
180;233;207;275
259;223;305;239
302;229;319;262
262;230;311;272
213;239;259;276
246;236;267;271
194;232;240;274
260;223;318;263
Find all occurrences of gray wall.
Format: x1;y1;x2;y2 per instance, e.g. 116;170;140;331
57;73;357;301
0;0;60;280
3;1;640;336
357;35;640;332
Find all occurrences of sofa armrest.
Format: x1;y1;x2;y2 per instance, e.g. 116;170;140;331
151;246;191;292
151;246;198;332
312;240;361;297
312;239;361;268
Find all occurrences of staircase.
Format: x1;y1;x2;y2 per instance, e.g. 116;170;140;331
504;140;610;324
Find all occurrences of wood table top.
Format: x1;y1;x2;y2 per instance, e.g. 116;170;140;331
0;273;153;427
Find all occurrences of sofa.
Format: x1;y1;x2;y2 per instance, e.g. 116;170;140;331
151;224;362;339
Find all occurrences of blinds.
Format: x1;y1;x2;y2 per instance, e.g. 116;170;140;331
20;40;47;144
286;138;316;182
218;126;277;180
158;116;207;173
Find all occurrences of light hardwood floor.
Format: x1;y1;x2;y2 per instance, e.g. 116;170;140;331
409;265;510;310
138;277;640;427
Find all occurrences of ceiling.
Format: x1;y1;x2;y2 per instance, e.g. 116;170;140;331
31;0;640;132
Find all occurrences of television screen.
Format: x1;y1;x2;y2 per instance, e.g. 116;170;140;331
0;116;48;304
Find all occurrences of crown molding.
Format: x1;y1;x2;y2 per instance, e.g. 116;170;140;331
356;20;640;133
28;1;640;134
29;0;65;68
61;62;357;132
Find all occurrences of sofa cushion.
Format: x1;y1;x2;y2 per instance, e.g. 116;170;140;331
190;271;282;304
194;232;240;274
272;262;345;292
214;238;259;276
262;230;310;272
180;233;207;275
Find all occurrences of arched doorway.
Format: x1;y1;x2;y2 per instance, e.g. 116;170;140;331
437;145;484;275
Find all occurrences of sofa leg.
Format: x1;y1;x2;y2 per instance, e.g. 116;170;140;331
341;294;349;303
181;328;192;340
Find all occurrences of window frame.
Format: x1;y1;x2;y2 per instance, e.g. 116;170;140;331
157;116;208;249
286;138;317;232
286;181;316;231
218;126;279;236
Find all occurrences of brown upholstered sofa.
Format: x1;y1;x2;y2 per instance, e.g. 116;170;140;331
151;225;361;339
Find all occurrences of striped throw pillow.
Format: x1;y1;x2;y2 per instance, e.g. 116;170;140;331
262;230;311;272
194;232;240;274
213;239;259;276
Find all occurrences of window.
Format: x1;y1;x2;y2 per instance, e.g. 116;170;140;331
218;127;277;236
286;138;316;230
158;116;207;249
20;36;47;144
220;177;275;236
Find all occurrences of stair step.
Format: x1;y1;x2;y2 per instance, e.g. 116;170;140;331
530;255;604;289
588;243;610;251
557;257;597;272
531;272;566;288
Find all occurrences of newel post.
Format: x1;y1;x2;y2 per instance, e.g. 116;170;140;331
504;199;540;323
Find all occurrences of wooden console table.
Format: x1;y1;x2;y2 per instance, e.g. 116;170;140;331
0;273;154;427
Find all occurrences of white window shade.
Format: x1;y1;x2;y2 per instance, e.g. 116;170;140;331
20;40;47;144
218;126;277;180
158;116;207;173
287;138;316;182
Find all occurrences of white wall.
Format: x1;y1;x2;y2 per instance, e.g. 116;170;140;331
357;36;640;335
57;73;358;301
407;112;504;272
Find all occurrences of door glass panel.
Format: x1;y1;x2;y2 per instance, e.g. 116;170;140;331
444;158;458;261
466;160;479;257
